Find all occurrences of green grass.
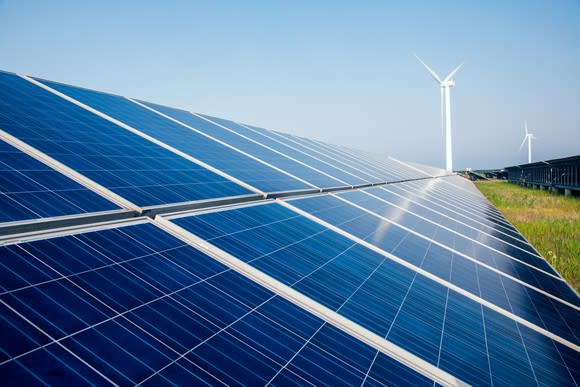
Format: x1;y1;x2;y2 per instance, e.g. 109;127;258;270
475;180;579;291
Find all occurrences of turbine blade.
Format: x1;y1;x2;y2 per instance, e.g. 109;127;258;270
519;135;527;151
414;53;442;83
443;62;464;82
524;120;528;135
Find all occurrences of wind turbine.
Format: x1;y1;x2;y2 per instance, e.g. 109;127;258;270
415;54;463;172
519;120;535;164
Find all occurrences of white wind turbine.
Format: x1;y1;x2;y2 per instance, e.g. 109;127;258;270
415;54;463;172
519;120;535;164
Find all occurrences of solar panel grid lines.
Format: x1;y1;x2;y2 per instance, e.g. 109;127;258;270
277;199;580;352
1;70;578;385
0;128;137;214
322;144;414;182
271;131;385;182
192;113;352;189
413;179;510;224
170;200;579;385
24;75;266;198
264;129;382;184
332;191;565;288
378;184;539;257
1;220;433;386
354;188;560;281
338;147;431;182
387;157;433;178
281;135;397;182
154;215;466;386
293;192;580;328
235;122;375;186
388;182;528;246
129;98;323;192
390;181;526;240
356;190;580;310
0;71;256;207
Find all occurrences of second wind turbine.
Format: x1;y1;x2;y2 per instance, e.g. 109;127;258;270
415;54;463;172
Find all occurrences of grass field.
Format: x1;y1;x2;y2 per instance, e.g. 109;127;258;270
475;181;579;291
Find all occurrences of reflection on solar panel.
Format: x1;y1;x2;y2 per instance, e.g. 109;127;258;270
1;70;578;386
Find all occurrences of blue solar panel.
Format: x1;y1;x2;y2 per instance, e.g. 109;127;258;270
286;135;410;181
338;189;559;277
1;70;577;386
0;139;119;222
0;71;251;206
36;79;313;194
250;126;381;183
399;179;524;236
199;114;375;186
0;221;428;385
285;194;580;335
378;184;539;255
385;180;525;242
171;202;578;386
130;105;347;189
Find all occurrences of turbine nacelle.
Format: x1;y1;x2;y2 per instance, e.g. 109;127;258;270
440;80;455;88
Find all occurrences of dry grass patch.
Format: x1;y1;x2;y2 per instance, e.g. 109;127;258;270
476;180;579;291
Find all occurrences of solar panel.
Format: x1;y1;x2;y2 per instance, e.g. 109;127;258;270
0;221;431;385
231;118;382;185
167;202;578;386
36;79;318;194
255;127;384;183
1;71;577;386
0;71;252;207
135;104;349;189
0;139;119;223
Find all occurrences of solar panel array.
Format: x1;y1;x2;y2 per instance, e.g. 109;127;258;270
0;69;578;386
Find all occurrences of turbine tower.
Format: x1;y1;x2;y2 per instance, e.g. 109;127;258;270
415;54;463;172
519;120;535;164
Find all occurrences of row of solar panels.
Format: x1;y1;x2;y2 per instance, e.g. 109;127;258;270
0;70;578;385
0;69;442;231
2;177;578;386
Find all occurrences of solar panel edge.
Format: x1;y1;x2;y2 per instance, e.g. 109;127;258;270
193;113;354;189
0;216;152;247
276;200;580;352
129;98;323;192
0;208;137;244
0;125;137;212
349;188;567;285
152;215;463;386
24;75;266;196
377;184;539;256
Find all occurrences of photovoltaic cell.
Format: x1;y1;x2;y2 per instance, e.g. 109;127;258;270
338;189;559;277
198;113;376;186
135;106;346;189
0;221;428;385
0;71;251;207
171;202;578;386
379;183;539;255
398;179;523;236
0;139;119;223
285;194;580;341
37;79;313;194
394;182;524;249
252;126;379;183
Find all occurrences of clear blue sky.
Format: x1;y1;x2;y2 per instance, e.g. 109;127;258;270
1;0;578;169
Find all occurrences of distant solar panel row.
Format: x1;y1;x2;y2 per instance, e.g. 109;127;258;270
0;70;577;386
